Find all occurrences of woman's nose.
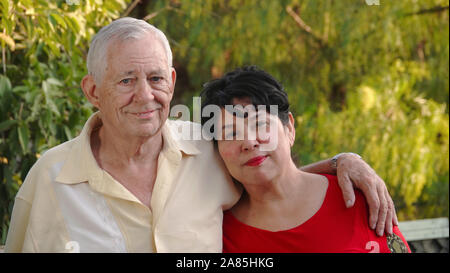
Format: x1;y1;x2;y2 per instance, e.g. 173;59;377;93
241;127;271;151
242;139;259;152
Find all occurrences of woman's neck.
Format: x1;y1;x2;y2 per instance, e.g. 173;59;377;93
243;163;304;205
232;167;329;232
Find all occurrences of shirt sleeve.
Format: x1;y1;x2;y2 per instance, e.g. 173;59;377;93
4;197;32;253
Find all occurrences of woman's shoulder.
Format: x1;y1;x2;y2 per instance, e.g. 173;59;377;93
314;173;362;212
315;174;339;195
318;173;338;183
315;174;372;226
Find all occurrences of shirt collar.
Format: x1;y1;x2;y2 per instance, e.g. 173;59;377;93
55;113;201;186
162;119;201;157
55;112;103;185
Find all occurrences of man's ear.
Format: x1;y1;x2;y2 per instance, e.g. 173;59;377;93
81;74;100;109
287;112;296;147
170;67;177;93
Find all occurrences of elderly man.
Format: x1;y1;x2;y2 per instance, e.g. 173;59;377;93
5;17;396;253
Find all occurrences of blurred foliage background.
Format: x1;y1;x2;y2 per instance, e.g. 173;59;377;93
0;0;448;244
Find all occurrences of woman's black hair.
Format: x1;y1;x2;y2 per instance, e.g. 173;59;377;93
200;66;290;139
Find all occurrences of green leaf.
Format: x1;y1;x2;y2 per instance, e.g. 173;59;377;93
46;41;61;58
64;125;72;140
46;77;63;86
0;75;12;97
0;120;17;132
64;15;81;34
29;93;43;120
17;124;30;154
12;85;29;94
46;97;61;117
50;13;67;29
0;32;15;51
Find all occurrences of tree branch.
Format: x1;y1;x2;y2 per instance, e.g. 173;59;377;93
405;5;449;16
122;0;141;17
143;6;170;21
286;5;327;48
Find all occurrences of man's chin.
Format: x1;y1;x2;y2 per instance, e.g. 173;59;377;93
134;124;163;138
125;116;167;138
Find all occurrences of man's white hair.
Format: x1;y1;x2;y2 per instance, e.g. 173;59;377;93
86;17;173;84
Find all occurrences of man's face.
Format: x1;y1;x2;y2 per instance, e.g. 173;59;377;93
94;34;176;139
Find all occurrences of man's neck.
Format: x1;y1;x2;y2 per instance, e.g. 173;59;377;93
89;123;164;208
92;124;163;169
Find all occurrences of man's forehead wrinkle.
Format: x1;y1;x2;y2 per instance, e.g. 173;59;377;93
121;70;135;76
118;55;166;65
115;55;168;75
119;66;165;74
108;36;168;64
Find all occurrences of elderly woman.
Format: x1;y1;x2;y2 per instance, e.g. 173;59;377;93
200;66;410;253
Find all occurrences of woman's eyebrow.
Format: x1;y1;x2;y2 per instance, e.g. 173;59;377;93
222;124;235;130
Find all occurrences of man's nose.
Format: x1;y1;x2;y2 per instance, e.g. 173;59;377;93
134;79;155;102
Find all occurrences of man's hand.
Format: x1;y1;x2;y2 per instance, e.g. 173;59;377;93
335;153;398;237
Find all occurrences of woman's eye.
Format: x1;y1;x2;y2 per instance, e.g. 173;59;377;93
225;131;237;140
257;121;267;127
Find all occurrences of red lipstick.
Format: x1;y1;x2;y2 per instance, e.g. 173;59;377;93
245;156;267;166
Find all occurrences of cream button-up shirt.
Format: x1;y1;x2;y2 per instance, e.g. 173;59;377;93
5;113;241;253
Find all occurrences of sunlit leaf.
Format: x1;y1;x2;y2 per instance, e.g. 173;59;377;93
17;124;30;154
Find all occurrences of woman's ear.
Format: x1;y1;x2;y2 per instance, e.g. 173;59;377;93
287;112;296;147
81;75;100;109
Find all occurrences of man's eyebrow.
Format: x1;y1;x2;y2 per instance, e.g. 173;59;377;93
147;68;166;75
117;69;166;78
119;70;136;77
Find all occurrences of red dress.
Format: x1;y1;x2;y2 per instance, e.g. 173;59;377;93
223;174;410;253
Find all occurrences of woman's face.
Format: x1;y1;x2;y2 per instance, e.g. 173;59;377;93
217;98;296;186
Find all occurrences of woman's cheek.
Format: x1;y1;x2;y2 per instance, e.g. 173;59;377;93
218;144;236;162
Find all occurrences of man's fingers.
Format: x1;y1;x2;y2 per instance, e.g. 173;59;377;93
393;208;399;226
337;172;356;208
389;193;399;226
363;182;380;231
376;184;388;237
384;188;394;235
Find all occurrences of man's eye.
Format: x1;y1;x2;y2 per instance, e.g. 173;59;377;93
149;76;162;82
120;78;133;85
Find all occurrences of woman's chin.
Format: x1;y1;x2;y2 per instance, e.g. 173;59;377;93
238;171;275;186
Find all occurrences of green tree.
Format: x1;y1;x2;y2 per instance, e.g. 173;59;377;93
0;0;129;244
